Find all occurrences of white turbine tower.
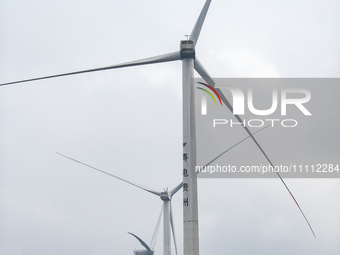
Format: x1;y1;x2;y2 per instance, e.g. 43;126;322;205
0;1;315;254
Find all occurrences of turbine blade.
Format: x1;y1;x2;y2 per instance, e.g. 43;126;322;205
198;125;270;172
169;202;178;255
128;232;153;254
194;58;215;86
0;51;181;86
215;89;316;238
190;0;212;45
151;205;163;249
170;182;183;196
55;152;161;197
194;58;315;237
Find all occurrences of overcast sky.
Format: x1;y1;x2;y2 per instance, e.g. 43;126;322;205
0;0;339;255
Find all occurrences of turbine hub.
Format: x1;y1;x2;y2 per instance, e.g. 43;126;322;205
180;40;195;59
160;191;171;201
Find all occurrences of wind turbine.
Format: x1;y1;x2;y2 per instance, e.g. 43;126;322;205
127;184;180;255
0;1;315;254
55;127;269;255
56;151;181;255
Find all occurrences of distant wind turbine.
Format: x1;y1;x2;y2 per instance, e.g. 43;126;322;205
128;196;177;255
56;151;181;255
0;1;315;254
55;126;269;255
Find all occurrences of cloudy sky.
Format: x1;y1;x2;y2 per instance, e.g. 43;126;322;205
0;0;339;255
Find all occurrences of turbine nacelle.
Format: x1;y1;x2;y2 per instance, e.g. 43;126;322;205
160;190;172;201
180;40;195;59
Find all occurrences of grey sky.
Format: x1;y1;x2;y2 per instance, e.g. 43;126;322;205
1;0;339;254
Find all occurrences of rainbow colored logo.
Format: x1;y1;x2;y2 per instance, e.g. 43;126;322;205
196;82;222;115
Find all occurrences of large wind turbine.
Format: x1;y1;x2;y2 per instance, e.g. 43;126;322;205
0;1;315;254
